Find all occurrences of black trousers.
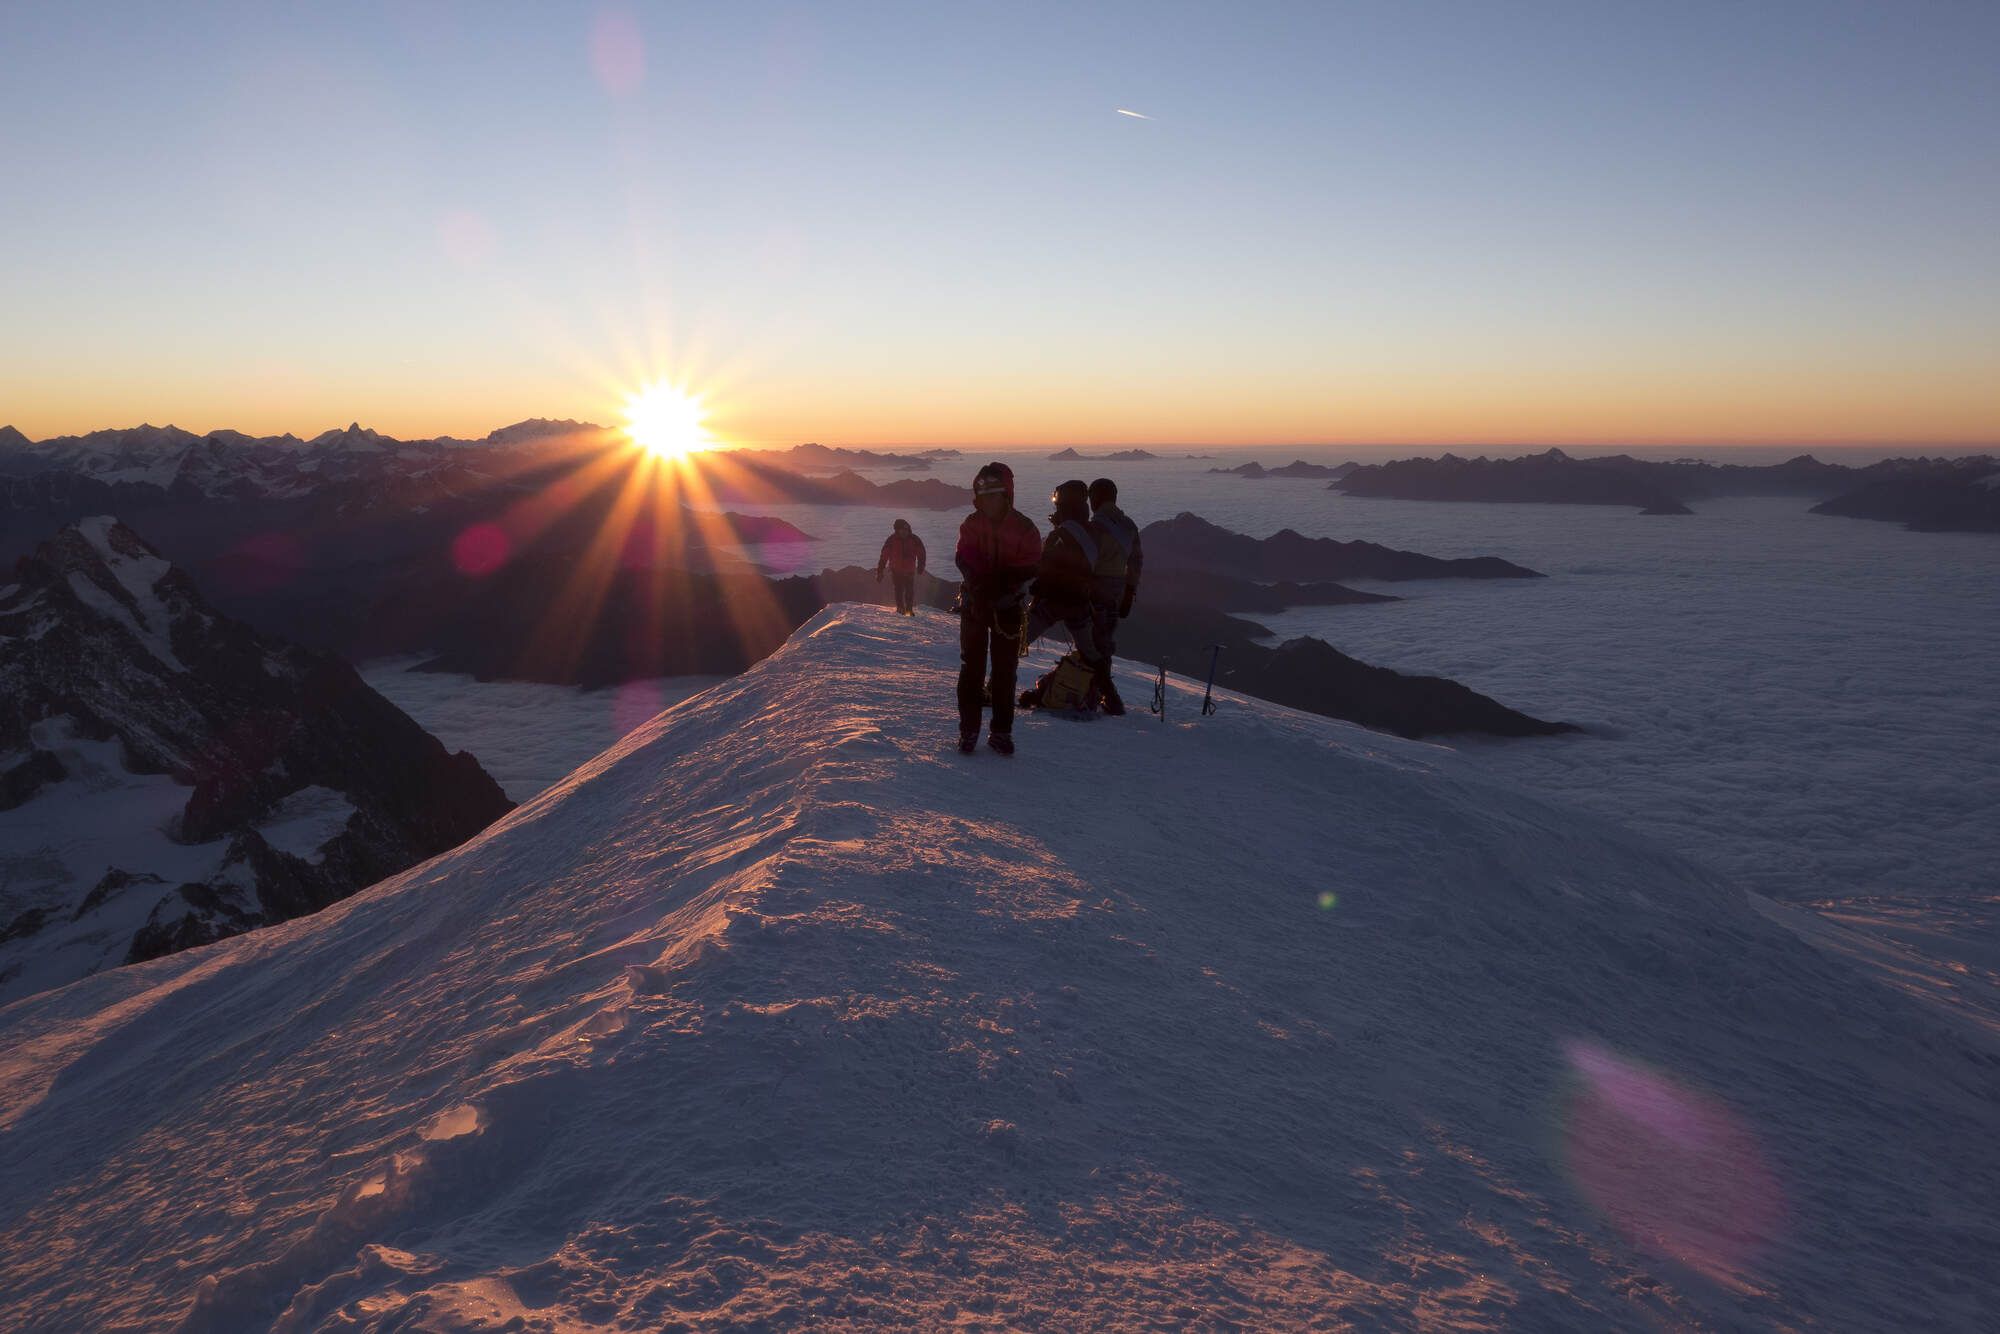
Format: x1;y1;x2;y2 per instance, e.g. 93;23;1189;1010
890;571;915;614
1092;605;1123;697
958;605;1021;736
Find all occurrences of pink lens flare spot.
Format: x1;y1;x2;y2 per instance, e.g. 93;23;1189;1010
437;209;499;268
589;7;645;96
611;679;664;736
451;523;510;577
1560;1039;1785;1283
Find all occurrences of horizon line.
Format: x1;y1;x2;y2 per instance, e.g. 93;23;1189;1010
4;419;1996;456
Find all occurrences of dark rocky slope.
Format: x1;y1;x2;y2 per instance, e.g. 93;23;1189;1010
0;519;511;1001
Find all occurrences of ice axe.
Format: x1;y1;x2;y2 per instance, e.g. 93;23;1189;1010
1201;644;1223;716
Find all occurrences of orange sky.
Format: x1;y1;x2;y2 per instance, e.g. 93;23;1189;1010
9;358;1994;450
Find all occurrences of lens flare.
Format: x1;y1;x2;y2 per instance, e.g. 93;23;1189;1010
1559;1039;1784;1285
451;522;511;577
623;382;713;459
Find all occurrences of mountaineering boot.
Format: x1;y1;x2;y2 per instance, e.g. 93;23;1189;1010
1099;681;1127;716
958;730;979;754
987;731;1015;756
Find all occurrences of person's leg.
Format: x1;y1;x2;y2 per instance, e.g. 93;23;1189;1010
989;622;1021;735
1063;611;1105;666
957;611;986;736
1092;608;1125;712
895;572;915;613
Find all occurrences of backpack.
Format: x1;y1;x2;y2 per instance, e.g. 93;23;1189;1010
1024;651;1101;714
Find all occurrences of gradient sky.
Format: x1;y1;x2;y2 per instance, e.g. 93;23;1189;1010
3;1;1995;447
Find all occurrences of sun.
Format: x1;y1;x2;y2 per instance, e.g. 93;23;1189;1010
623;381;713;458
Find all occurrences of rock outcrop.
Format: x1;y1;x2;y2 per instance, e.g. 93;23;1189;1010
0;518;512;1002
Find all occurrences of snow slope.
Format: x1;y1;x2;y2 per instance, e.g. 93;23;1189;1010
1;607;1994;1330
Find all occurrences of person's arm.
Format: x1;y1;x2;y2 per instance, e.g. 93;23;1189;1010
954;518;985;596
914;536;927;575
1121;528;1142;617
877;537;891;578
1004;518;1048;604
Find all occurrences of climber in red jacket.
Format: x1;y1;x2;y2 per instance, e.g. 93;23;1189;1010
952;462;1041;755
875;519;926;615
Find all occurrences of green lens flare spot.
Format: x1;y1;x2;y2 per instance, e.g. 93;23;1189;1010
1317;892;1338;911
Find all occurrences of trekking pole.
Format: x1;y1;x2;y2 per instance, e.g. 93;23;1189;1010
1201;644;1223;716
1150;662;1167;719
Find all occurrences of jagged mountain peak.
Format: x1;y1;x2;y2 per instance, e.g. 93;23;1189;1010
28;516;202;672
309;422;389;449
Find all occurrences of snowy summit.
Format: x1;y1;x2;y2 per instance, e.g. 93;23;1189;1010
1;607;1993;1329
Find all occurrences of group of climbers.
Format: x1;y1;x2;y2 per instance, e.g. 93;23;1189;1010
874;459;1145;755
947;461;1144;755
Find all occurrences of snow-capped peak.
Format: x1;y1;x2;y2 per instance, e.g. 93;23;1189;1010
309;422;389;451
49;516;190;671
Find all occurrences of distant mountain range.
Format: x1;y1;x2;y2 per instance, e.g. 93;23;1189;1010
1141;512;1542;581
1326;447;2000;527
1206;459;1353;479
1048;447;1161;462
1810;466;2000;532
0;421;968;531
0;519;511;1003
730;442;961;472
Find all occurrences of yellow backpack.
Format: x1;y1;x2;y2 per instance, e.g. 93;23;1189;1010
1036;652;1100;713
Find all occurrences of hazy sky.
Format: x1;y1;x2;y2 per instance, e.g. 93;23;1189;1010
3;1;1995;446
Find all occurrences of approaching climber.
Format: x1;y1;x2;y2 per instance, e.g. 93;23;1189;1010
953;462;1041;755
875;518;926;615
1022;479;1107;685
1086;477;1143;715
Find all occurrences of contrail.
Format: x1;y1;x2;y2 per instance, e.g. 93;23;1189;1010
1115;108;1151;120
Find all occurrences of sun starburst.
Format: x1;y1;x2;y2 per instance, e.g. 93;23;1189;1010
623;381;712;458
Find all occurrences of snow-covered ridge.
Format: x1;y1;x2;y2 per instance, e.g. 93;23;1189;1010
0;606;1993;1329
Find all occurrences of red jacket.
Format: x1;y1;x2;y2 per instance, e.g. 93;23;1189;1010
954;508;1040;607
877;531;926;576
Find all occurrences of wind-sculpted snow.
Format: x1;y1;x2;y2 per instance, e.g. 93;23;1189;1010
1;608;1995;1329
